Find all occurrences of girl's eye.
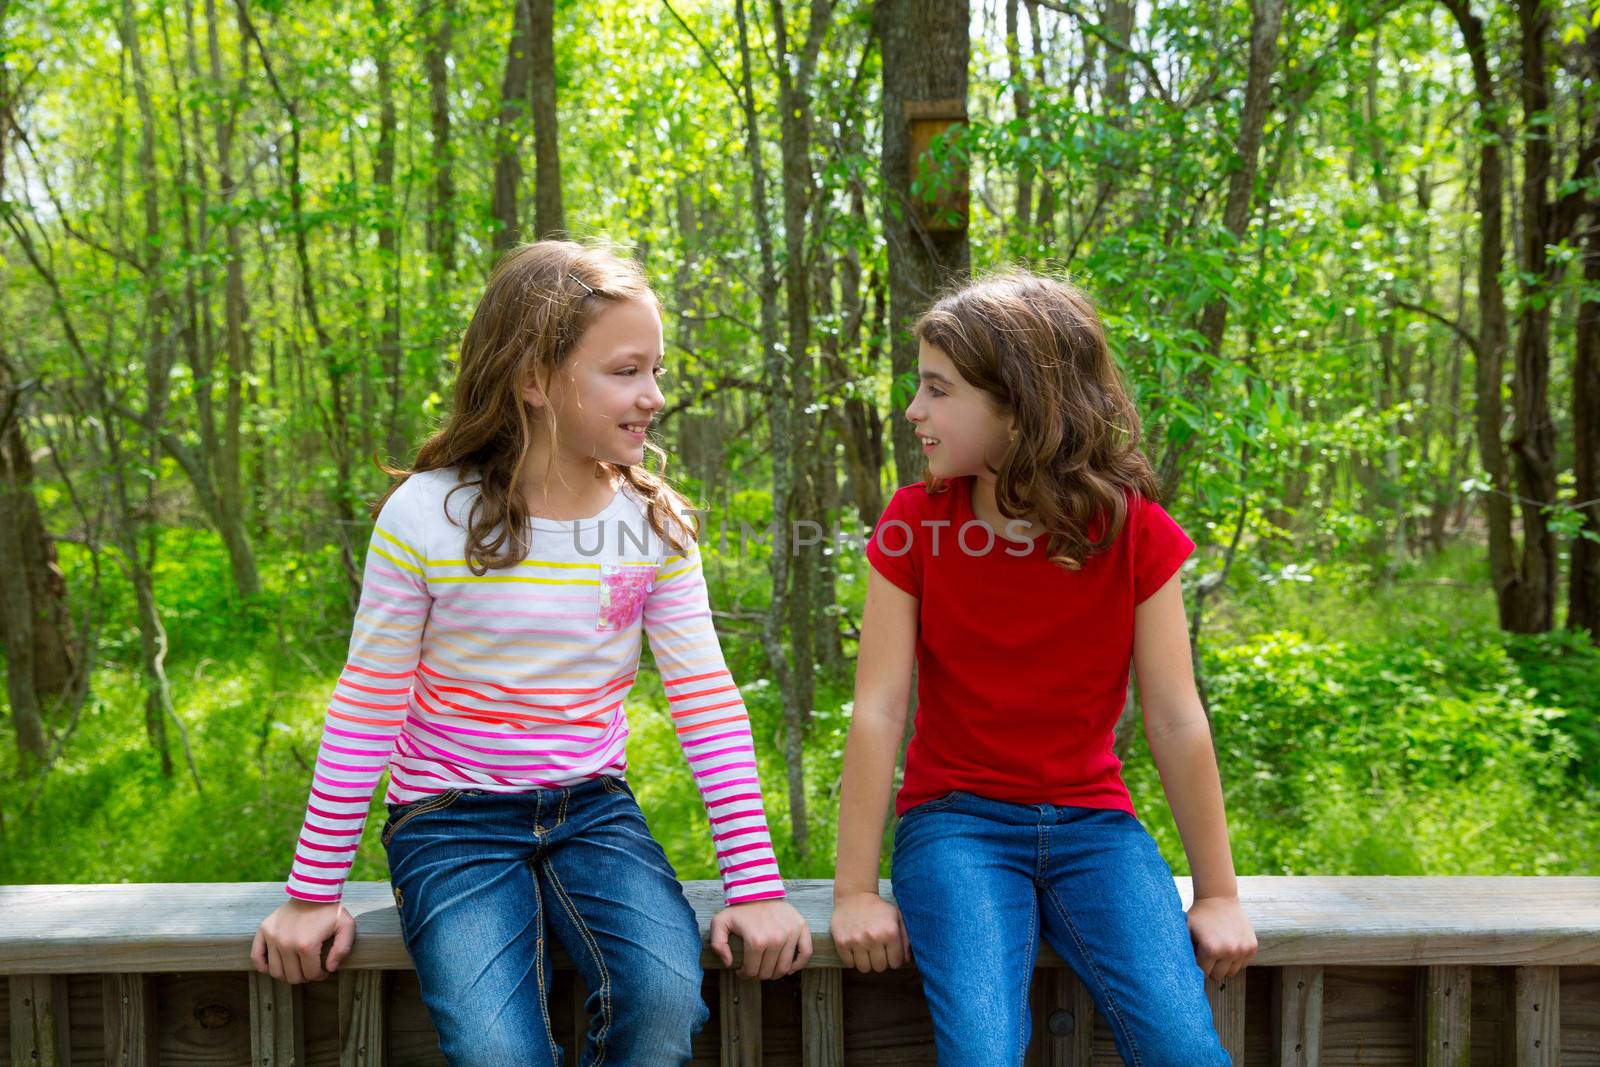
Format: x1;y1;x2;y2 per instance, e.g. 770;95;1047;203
928;387;946;398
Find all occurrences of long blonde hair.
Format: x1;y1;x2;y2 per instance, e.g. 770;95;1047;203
377;240;695;572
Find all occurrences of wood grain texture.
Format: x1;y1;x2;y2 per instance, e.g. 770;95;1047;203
1043;967;1094;1067
1276;965;1324;1067
4;878;1600;975
336;969;384;1067
800;967;842;1067
1421;965;1472;1067
101;973;153;1067
9;974;68;1067
1206;972;1246;1064
718;971;760;1067
1514;966;1558;1066
249;972;305;1067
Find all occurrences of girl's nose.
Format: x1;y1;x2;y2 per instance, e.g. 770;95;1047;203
642;379;665;410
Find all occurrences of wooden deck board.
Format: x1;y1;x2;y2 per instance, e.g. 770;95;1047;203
4;877;1599;975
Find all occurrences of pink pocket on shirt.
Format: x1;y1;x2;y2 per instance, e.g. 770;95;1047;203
597;564;656;631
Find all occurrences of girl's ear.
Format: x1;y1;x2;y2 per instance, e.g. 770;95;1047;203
522;369;549;409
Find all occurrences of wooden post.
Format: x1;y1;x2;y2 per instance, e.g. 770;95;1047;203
1513;967;1559;1066
10;974;69;1067
1274;966;1323;1067
249;971;306;1067
800;967;843;1067
1420;965;1471;1067
1207;972;1247;1064
338;969;387;1067
1045;967;1095;1067
102;973;156;1067
719;971;761;1067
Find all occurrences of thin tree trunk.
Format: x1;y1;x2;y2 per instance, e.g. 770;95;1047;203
1572;202;1600;641
373;0;405;462
493;0;533;251
877;0;970;485
528;0;563;238
1158;0;1285;498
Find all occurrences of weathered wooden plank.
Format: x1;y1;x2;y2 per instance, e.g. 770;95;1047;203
718;971;761;1067
1042;967;1094;1067
8;974;69;1067
1275;966;1324;1067
1206;972;1247;1065
101;973;154;1067
249;972;305;1067
800;967;842;1067
337;969;385;1067
1421;965;1472;1067
6;878;1600;974
1513;966;1558;1066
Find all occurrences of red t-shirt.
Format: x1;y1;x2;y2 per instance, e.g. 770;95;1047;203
865;478;1194;816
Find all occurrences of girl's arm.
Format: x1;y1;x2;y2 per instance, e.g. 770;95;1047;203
642;539;812;980
1132;572;1257;980
830;568;919;972
254;493;431;984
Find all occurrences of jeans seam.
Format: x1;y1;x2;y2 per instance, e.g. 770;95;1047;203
380;788;461;846
543;856;611;1067
1043;883;1143;1067
527;863;562;1067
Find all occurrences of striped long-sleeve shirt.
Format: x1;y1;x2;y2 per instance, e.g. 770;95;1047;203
284;467;786;905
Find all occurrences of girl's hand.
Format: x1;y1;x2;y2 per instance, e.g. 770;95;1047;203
251;898;355;984
830;891;911;973
709;899;814;980
1187;895;1257;980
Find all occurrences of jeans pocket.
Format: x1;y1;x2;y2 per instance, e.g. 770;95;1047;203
381;789;463;847
600;775;628;796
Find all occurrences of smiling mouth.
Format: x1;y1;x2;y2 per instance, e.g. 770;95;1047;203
919;436;941;446
620;422;651;434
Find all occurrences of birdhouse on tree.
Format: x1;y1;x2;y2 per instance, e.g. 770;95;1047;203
905;99;969;234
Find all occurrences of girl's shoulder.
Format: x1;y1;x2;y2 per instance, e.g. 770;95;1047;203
880;478;962;523
378;467;470;529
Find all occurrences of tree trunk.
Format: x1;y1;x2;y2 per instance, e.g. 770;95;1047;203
492;0;533;251
877;0;970;485
1442;0;1519;630
1158;0;1285;498
1503;0;1558;632
424;0;456;274
1573;201;1600;642
528;0;563;238
373;0;405;463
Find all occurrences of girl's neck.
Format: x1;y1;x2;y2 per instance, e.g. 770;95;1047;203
521;440;618;521
969;474;1040;542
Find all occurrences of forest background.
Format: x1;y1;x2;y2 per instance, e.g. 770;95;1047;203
3;0;1599;888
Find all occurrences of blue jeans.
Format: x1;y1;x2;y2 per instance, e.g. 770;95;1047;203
892;791;1230;1067
383;777;709;1067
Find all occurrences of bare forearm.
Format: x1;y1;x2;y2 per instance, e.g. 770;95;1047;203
833;710;904;898
1145;713;1239;900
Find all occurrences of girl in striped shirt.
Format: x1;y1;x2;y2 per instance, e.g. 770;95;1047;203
252;240;809;1066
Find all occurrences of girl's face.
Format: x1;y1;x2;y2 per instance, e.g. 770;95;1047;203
525;296;667;469
905;340;1014;481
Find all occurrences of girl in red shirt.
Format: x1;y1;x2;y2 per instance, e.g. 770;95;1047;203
830;270;1256;1066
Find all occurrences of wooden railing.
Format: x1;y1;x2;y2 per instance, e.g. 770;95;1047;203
3;877;1598;1065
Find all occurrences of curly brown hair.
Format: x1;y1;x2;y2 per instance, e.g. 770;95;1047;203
915;269;1159;569
375;240;695;573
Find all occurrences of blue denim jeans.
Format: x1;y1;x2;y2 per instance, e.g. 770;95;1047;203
383;777;709;1067
891;791;1230;1067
